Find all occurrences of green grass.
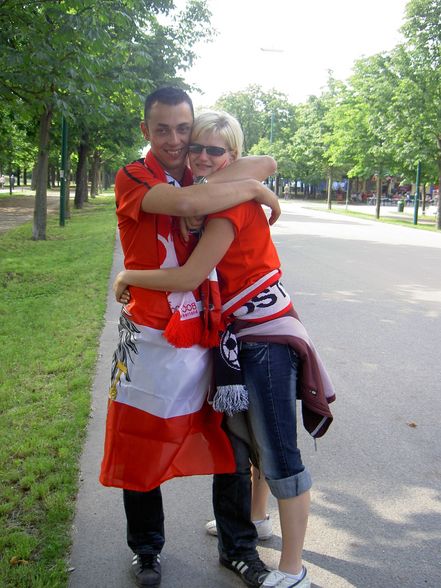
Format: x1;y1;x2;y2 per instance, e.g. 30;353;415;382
0;197;116;587
0;191;33;199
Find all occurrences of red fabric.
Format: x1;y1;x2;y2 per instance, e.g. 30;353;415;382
100;400;235;492
100;152;236;491
114;151;193;329
208;202;281;303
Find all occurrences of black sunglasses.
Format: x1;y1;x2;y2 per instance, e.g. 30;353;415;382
188;143;229;157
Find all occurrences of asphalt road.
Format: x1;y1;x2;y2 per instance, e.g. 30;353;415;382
69;201;441;588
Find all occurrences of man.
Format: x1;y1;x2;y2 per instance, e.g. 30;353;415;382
100;87;279;588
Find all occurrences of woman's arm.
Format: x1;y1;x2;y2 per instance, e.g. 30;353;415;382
114;218;235;299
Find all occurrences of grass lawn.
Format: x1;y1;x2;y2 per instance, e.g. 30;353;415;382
0;196;116;587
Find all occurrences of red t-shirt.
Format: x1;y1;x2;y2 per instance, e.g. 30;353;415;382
115;150;193;328
208;201;281;303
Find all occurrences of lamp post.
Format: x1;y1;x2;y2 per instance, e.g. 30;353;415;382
413;161;421;226
59;115;68;227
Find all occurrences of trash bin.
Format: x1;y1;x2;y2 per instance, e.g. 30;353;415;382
397;200;404;212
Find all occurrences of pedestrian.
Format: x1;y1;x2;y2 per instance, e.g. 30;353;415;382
99;88;280;588
9;173;15;191
114;110;336;588
283;183;290;199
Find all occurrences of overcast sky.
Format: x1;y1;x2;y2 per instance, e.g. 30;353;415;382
177;0;409;108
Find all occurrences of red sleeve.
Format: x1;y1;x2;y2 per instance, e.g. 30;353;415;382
207;202;256;236
115;161;163;222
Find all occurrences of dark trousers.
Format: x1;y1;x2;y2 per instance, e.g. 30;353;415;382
123;431;258;561
123;486;165;555
213;430;258;561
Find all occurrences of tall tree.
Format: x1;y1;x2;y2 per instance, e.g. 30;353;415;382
0;0;212;238
390;0;441;227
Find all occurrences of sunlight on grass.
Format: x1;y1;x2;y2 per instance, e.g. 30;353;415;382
0;197;116;587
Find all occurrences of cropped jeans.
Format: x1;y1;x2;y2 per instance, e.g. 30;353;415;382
240;341;312;499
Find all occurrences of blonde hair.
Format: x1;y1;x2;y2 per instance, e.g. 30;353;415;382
192;110;243;159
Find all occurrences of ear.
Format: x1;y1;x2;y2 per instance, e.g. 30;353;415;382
140;121;150;141
228;151;237;164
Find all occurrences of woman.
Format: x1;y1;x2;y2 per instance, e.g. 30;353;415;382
114;111;336;588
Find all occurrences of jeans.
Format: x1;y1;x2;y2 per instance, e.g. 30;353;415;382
240;341;312;499
123;487;165;555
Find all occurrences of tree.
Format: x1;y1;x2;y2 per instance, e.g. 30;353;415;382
389;0;441;227
215;85;296;154
0;0;212;237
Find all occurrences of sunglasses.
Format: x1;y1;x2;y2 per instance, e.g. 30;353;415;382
188;143;229;157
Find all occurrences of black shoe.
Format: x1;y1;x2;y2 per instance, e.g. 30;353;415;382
131;553;161;587
220;555;271;587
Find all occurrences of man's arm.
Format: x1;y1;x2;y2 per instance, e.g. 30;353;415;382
141;179;280;224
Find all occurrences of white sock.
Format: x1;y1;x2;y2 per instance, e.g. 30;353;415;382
279;566;305;582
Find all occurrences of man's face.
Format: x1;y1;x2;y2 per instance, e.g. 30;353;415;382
141;101;193;177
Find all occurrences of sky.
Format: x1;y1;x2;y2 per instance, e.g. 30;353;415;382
177;0;410;108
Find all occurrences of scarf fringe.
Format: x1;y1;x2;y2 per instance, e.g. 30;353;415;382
163;310;203;348
212;384;249;416
200;329;220;348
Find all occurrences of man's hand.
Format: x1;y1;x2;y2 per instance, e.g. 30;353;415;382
179;215;205;241
113;272;131;304
254;185;281;225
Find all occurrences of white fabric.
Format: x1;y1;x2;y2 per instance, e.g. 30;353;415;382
115;322;212;418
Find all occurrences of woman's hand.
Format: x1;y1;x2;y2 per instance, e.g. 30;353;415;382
254;184;281;225
113;272;131;304
179;215;205;241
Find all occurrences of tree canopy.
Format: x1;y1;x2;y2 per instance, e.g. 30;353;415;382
0;0;212;238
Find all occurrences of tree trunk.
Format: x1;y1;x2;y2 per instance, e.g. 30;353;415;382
31;165;37;190
375;175;382;220
74;134;89;209
275;174;280;197
103;168;112;190
327;173;332;210
33;107;53;240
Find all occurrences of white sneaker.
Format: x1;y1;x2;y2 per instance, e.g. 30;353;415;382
262;567;311;588
205;514;273;540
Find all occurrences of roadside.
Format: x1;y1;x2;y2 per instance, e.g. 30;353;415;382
286;198;438;228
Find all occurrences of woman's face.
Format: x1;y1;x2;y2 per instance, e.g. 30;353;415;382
188;130;234;177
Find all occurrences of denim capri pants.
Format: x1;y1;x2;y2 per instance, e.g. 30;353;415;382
239;341;312;499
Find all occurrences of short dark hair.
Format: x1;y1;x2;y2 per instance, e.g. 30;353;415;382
144;87;194;122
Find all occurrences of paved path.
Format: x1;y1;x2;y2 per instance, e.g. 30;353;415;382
5;195;438;586
68;201;441;588
0;190;61;234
